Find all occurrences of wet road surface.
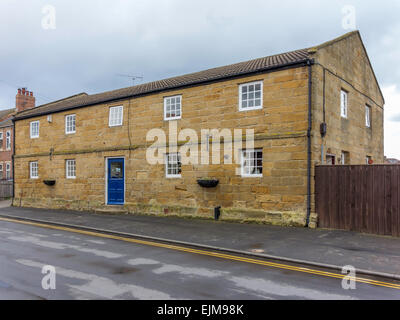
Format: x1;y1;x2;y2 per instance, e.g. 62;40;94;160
0;220;399;300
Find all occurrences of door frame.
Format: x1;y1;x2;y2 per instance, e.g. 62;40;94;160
105;156;125;205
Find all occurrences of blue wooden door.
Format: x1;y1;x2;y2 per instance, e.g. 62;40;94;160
107;158;124;205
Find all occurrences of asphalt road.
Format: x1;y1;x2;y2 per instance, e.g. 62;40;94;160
0;220;399;300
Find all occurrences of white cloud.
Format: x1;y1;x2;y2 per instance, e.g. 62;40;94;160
383;85;400;159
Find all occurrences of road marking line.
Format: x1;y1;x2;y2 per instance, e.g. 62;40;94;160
1;216;399;290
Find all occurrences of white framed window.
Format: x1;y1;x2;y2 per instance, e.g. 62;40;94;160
164;95;182;120
109;106;123;127
340;151;349;165
65;114;76;134
239;81;263;111
340;90;348;118
241;149;263;177
165;153;181;178
365;105;371;128
30;161;38;179
326;154;336;165
326;153;336;166
366;156;372;165
0;163;3;180
5;163;10;180
66;159;76;179
30;121;39;138
0;132;3;149
6;131;11;150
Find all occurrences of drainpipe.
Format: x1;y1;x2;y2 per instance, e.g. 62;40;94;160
11;117;15;201
320;67;327;164
306;59;314;227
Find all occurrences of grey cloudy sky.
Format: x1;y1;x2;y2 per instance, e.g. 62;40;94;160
1;0;400;157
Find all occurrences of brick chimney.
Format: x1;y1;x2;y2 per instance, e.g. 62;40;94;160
16;88;35;112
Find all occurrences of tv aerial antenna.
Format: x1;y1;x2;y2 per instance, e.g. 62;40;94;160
116;74;144;86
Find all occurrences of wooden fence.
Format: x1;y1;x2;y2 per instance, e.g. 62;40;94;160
0;180;13;199
315;165;400;237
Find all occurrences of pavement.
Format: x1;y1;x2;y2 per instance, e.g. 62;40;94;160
0;201;399;279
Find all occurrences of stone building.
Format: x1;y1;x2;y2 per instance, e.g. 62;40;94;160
0;88;36;181
12;31;384;227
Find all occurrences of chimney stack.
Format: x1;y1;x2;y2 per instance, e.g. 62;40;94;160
16;87;35;112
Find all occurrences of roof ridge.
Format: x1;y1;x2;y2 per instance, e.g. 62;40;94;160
17;92;88;115
87;48;310;99
307;30;360;53
14;45;313;120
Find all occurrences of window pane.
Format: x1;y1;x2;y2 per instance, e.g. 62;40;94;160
110;162;123;179
242;149;262;176
109;107;123;126
240;83;262;110
66;160;76;178
166;153;181;176
165;96;182;120
30;162;38;178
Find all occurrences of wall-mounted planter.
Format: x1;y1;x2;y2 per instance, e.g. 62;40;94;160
197;179;219;188
43;180;56;186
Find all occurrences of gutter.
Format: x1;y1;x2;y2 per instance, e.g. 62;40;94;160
306;59;314;227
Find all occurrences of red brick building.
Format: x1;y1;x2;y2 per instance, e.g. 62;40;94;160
0;88;35;180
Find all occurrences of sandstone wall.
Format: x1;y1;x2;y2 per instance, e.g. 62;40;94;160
14;67;312;226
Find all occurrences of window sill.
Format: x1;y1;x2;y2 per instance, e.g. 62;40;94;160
164;117;182;121
241;174;263;178
239;106;263;112
166;175;182;179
